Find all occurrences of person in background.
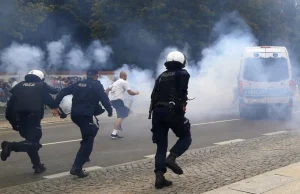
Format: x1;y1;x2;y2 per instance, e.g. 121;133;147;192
105;71;139;140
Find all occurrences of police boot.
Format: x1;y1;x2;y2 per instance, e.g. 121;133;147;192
70;166;89;178
1;141;12;161
155;171;172;189
165;152;183;175
33;163;46;174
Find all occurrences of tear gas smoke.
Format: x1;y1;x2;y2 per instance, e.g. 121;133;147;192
47;35;70;69
112;12;257;120
184;13;257;118
0;36;114;114
1;11;298;123
0;42;45;75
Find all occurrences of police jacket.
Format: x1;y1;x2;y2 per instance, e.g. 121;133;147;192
6;78;57;126
24;74;59;95
151;66;190;111
54;77;113;117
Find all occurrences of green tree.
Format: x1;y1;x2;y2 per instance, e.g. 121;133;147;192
0;0;49;44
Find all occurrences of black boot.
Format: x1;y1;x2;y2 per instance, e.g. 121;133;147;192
1;141;12;161
155;171;172;189
33;163;46;174
70;166;89;178
165;152;183;175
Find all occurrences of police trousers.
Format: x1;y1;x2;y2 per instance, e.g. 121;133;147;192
71;115;99;169
151;107;192;173
11;113;42;167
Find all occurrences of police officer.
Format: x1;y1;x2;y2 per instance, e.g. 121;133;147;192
149;51;192;189
54;69;113;178
1;70;60;174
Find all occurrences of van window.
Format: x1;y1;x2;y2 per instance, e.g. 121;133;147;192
243;57;289;82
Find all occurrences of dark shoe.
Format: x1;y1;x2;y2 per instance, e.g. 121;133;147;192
1;141;11;161
70;166;89;178
155;171;172;189
33;163;46;174
111;134;123;140
165;153;183;175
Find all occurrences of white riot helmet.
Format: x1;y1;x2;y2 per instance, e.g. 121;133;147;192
165;51;187;68
27;70;45;80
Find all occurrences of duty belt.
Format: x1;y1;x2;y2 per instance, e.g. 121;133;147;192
148;101;176;119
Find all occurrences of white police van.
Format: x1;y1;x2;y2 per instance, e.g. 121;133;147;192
238;46;294;119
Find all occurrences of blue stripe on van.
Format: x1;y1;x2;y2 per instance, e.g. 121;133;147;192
243;88;290;97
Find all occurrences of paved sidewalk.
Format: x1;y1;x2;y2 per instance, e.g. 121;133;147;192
1;131;300;193
203;162;300;194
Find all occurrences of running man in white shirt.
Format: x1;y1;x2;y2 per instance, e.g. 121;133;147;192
105;71;139;139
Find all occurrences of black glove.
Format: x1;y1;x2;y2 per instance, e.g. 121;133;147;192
108;112;112;117
58;107;68;119
94;104;105;116
9;120;20;131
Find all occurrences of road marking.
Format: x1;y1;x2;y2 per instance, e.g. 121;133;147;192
144;152;170;158
43;166;102;179
214;139;245;145
191;119;240;126
0;139;82;152
42;139;82;146
263;131;288;136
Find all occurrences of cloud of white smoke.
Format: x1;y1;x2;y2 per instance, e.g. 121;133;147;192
47;35;70;69
185;15;256;118
0;35;114;113
113;12;257;120
0;42;45;76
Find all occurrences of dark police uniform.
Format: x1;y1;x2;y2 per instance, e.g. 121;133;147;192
54;70;112;178
1;75;58;174
149;62;192;189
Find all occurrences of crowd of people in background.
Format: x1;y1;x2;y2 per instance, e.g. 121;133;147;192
44;76;85;90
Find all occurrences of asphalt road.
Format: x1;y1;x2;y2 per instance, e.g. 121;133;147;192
1;108;300;189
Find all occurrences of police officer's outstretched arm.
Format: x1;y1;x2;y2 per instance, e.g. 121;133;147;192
43;82;59;94
43;91;58;109
54;84;75;105
94;82;113;117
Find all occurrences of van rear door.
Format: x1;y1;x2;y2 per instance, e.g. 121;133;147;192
264;52;291;104
242;54;291;104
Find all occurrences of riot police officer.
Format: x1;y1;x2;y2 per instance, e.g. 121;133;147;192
1;70;60;174
54;69;113;178
149;51;192;189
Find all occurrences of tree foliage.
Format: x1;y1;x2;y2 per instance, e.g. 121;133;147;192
2;0;300;68
0;0;48;41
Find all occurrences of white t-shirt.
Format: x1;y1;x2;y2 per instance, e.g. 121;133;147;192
108;79;131;101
